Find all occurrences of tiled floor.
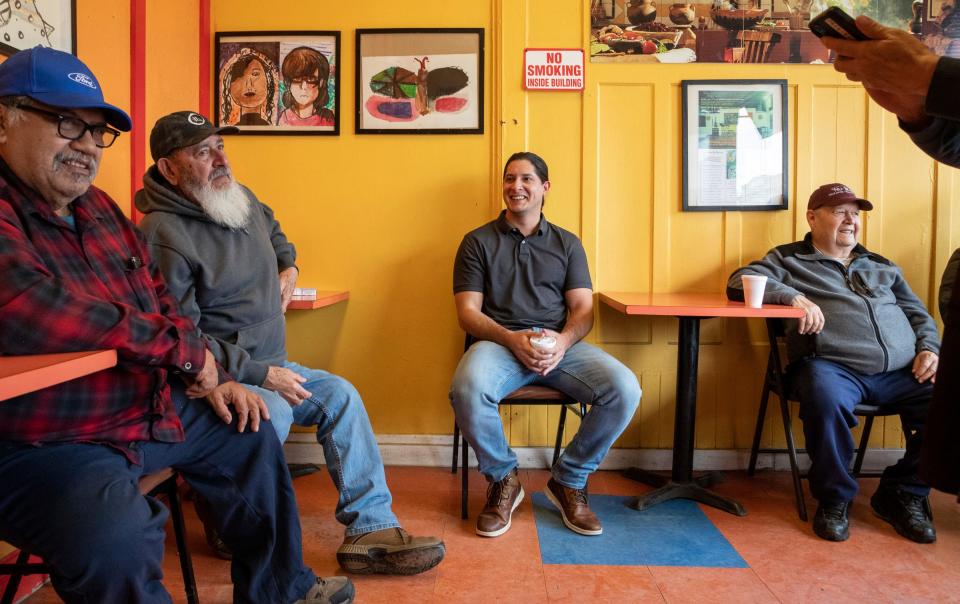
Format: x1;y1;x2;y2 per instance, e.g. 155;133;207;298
22;466;960;603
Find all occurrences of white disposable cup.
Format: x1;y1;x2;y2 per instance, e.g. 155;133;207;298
741;275;767;308
530;335;557;351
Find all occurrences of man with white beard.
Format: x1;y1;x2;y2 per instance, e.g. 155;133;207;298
136;111;444;576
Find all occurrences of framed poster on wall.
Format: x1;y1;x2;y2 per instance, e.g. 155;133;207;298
0;0;75;56
214;31;341;134
682;79;788;212
355;28;484;134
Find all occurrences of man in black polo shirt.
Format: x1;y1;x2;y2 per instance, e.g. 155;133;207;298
450;151;641;538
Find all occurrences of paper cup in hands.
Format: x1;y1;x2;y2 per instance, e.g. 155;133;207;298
741;275;767;308
530;335;557;351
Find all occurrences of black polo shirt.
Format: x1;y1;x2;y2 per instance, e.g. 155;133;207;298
453;211;592;331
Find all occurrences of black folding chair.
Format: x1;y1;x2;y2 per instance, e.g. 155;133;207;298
748;318;906;521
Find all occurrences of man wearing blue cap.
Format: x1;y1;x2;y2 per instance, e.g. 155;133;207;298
0;47;353;604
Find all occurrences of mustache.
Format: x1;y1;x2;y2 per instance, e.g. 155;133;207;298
210;166;232;182
54;150;97;172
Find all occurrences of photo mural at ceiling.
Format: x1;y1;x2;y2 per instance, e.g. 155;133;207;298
590;0;957;64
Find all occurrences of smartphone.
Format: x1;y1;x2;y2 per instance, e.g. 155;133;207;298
808;7;869;41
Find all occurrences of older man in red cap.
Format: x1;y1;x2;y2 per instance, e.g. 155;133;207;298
727;183;940;544
0;47;353;603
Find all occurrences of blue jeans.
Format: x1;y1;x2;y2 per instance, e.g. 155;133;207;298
788;358;932;503
0;386;316;604
246;360;399;536
449;340;641;489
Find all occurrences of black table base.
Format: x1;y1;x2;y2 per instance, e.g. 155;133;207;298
624;316;748;516
624;467;746;515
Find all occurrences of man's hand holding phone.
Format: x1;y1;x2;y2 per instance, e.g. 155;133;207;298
808;7;869;41
813;12;939;127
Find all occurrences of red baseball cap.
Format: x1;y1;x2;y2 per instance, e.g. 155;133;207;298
808;183;873;211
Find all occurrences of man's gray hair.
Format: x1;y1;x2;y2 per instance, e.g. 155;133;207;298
0;95;30;123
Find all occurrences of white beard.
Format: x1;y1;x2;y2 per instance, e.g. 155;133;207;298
189;180;252;230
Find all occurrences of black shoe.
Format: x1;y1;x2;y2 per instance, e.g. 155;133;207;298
870;484;936;544
813;501;849;541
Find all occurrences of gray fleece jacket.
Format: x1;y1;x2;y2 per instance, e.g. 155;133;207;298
727;233;939;375
135;166;296;386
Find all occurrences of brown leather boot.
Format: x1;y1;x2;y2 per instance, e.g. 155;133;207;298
544;478;602;536
336;527;445;575
476;468;524;537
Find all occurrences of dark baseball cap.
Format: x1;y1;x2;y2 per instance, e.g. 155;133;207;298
808;183;873;211
150;111;238;161
0;46;131;131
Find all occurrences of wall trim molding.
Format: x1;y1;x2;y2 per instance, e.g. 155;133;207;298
283;432;905;474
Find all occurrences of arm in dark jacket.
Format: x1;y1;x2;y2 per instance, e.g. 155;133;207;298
257;199;297;273
940;248;960;324
903;57;960;167
726;247;803;305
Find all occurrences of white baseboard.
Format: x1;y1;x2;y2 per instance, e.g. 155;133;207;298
283;433;906;474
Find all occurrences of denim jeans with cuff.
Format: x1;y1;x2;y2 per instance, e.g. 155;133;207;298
246;360;400;536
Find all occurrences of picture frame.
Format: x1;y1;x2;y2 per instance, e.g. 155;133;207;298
681;79;788;212
214;31;341;135
591;0;616;20
355;28;484;134
0;0;75;56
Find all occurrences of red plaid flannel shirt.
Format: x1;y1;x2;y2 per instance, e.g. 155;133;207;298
0;159;209;460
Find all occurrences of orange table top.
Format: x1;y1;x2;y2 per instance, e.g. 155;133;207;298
599;292;805;319
287;290;350;310
0;350;118;401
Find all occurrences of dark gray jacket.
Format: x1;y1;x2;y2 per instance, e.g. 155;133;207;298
940;248;960;325
135;166;296;386
727;233;940;375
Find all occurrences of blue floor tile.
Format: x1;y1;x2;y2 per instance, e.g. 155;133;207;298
532;492;748;567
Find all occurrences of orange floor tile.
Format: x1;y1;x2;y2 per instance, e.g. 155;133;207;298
21;466;960;603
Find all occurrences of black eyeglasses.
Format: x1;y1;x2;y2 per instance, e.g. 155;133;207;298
18;104;121;148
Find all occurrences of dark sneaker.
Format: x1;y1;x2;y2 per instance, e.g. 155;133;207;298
336;527;445;575
812;501;850;541
476;468;524;537
543;478;602;536
193;493;233;560
295;576;355;604
870;484;936;544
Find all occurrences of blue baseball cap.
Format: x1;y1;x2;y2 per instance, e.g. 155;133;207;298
0;46;132;131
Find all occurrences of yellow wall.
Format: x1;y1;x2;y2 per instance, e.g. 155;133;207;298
212;0;495;435
515;0;960;451
75;0;200;216
77;0;960;451
145;0;200;157
78;0;131;213
208;0;960;450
